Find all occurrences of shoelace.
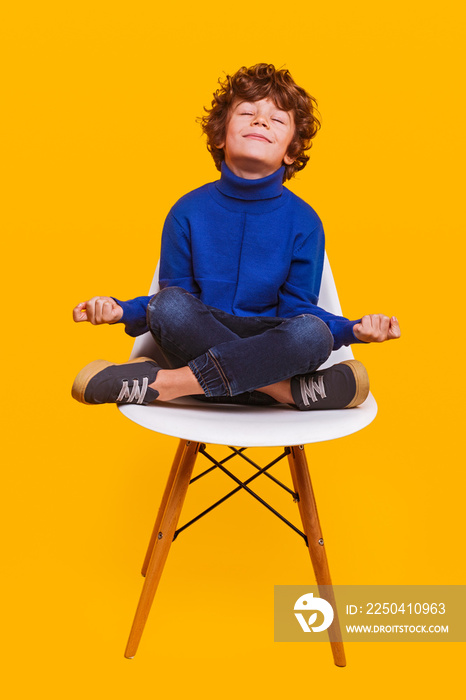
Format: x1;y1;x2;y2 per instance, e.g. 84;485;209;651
299;374;326;407
116;377;149;404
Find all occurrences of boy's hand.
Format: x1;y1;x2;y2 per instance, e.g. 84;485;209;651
73;297;123;325
353;315;401;343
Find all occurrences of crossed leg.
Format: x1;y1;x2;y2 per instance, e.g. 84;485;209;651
146;287;334;404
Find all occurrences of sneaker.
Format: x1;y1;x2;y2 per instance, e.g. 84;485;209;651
72;357;161;405
290;360;369;410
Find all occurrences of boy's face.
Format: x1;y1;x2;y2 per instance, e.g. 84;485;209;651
218;97;296;179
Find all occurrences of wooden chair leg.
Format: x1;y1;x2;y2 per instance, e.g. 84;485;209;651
141;439;188;576
287;445;346;668
125;440;200;659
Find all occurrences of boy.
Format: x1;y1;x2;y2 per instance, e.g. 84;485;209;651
72;63;400;410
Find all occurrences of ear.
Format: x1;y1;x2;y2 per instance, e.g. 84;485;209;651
216;140;225;149
283;153;295;165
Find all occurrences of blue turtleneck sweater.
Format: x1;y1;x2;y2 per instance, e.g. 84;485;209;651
114;162;363;350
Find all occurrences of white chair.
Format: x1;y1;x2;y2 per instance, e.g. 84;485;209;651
118;253;377;666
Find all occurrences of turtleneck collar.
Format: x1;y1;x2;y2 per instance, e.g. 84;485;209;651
215;161;285;201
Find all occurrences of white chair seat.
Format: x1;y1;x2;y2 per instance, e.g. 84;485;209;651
119;394;376;447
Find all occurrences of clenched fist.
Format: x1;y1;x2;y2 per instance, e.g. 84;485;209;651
353;315;401;343
73;296;123;325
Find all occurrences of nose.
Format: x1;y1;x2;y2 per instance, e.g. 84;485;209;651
251;112;269;128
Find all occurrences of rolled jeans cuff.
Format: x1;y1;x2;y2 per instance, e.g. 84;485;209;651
188;351;230;397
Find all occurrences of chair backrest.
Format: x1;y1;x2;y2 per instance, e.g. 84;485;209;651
130;253;353;366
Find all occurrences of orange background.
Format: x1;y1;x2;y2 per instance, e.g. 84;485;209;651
2;1;465;697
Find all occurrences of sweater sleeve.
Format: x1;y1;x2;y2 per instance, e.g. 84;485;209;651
111;296;152;337
277;221;326;314
277;221;366;351
294;303;366;351
158;211;201;296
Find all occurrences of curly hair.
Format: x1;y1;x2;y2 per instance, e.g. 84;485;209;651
198;63;321;181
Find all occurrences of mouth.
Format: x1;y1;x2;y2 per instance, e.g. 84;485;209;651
243;133;272;143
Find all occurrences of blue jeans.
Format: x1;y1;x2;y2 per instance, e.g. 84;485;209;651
147;287;334;405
